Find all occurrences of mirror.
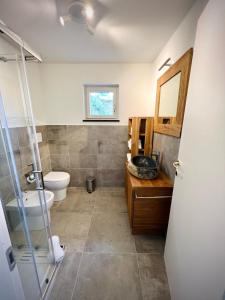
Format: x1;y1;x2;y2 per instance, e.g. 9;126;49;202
154;48;193;137
159;72;181;117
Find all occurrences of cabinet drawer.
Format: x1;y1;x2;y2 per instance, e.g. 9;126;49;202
133;196;171;222
133;193;172;234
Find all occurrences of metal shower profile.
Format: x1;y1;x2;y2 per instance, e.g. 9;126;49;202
0;20;42;62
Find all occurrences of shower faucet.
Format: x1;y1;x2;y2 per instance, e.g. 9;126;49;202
25;171;36;184
25;163;45;190
25;163;36;184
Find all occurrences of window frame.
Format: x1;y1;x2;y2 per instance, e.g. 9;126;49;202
84;84;119;120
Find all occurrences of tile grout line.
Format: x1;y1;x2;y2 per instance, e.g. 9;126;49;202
70;251;84;300
70;195;96;300
136;252;144;300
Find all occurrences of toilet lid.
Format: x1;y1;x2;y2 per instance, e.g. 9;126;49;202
44;171;70;182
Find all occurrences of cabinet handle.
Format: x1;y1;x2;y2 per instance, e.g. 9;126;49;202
135;194;171;199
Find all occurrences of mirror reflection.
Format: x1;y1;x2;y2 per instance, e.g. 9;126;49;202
159;72;181;117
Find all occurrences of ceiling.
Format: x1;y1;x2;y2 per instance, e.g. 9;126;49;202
0;0;197;63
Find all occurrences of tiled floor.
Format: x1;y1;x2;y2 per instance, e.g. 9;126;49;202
49;187;170;300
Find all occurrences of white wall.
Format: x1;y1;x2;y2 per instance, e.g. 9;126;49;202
150;0;208;104
39;63;153;125
37;0;208;126
0;0;208;128
0;36;25;126
165;0;225;299
0;36;45;127
27;63;46;125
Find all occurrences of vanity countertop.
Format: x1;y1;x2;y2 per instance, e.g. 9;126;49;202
127;169;173;189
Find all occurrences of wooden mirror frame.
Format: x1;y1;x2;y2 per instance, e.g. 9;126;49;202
154;48;193;138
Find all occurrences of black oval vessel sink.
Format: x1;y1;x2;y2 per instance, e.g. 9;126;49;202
128;155;159;180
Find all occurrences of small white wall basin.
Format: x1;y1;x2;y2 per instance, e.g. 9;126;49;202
6;190;54;231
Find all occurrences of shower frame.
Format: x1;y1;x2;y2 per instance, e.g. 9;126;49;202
0;22;57;299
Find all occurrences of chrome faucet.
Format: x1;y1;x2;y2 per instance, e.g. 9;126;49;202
25;163;45;190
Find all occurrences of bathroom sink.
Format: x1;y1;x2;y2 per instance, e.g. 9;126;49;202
6;190;54;231
127;155;159;180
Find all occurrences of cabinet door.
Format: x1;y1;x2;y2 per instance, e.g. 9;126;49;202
133;192;171;234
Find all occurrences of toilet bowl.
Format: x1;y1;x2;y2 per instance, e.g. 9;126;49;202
6;190;54;231
44;171;70;201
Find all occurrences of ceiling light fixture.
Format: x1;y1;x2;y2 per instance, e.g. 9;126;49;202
56;0;105;34
59;16;65;26
84;5;94;20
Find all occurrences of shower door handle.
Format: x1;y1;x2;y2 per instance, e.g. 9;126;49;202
5;246;16;272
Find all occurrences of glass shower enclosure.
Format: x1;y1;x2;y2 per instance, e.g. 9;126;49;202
0;26;56;299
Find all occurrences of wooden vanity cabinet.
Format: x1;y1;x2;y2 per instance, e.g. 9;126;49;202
126;166;173;235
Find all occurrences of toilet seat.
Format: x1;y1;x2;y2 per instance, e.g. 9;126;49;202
44;171;70;183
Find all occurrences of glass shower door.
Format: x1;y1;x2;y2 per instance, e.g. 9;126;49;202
0;37;56;299
17;47;56;293
0;93;42;300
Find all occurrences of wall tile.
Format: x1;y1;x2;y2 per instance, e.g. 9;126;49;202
51;154;70;171
36;126;48;143
98;169;125;186
0;125;52;208
47;125;67;141
69;168;98;187
20;146;33;170
41;157;51;175
45;125;127;187
0;175;14;203
88;125;128;142
69;154;97;169
97;154;126;169
153;133;180;182
69;140;98;154
8;128;20;151
17;127;30;147
0;152;11;177
39;142;50;159
98;140;127;154
67;125;88;143
48;140;69;155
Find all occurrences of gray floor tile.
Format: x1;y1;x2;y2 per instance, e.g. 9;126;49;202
51;211;92;250
72;253;142;300
63;212;92;239
53;191;95;213
50;212;67;236
50;251;82;300
135;235;165;254
95;187;125;197
50;187;170;300
138;253;170;300
61;237;86;252
94;195;127;213
84;212;136;253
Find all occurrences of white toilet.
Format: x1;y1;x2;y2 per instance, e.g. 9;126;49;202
44;172;70;201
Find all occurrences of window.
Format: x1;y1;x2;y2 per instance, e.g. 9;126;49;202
84;84;119;120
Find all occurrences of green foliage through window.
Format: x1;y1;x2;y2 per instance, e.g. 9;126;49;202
89;92;114;116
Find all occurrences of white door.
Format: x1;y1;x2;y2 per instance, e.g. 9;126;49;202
164;0;225;300
0;199;25;300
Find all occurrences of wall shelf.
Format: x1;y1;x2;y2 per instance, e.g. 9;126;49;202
128;117;154;157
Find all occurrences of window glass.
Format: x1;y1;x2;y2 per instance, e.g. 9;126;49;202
89;91;114;116
84;85;119;120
